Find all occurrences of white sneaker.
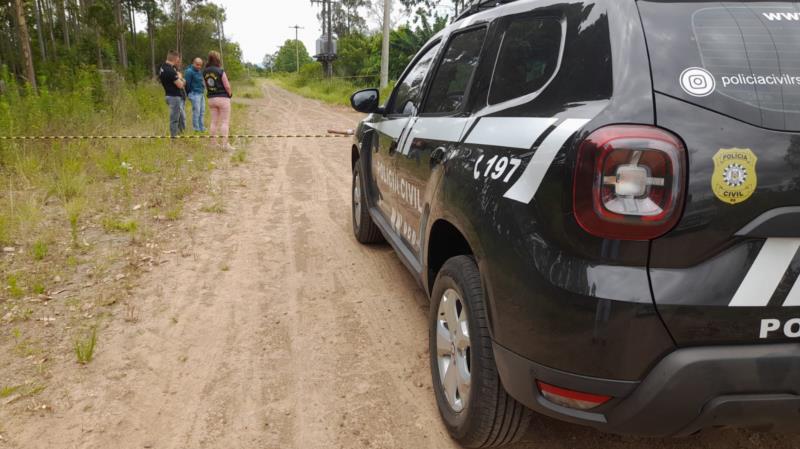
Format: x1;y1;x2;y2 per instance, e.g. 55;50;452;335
222;143;237;152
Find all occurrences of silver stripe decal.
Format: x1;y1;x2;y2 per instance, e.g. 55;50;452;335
399;117;473;155
729;238;800;307
503;118;589;204
784;277;800;307
408;117;473;142
370;118;410;140
464;117;557;150
781;247;800;306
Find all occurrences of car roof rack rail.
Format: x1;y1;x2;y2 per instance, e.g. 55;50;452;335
455;0;521;22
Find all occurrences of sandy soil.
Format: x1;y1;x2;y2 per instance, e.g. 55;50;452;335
2;83;798;449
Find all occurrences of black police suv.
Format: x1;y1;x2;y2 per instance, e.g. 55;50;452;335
348;0;800;446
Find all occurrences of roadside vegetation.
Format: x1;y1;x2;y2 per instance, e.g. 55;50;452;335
0;67;250;410
272;65;394;107
1;0;258;408
266;9;447;107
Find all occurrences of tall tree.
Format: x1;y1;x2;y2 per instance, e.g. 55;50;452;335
57;0;70;48
1;0;245;84
33;0;47;61
13;0;37;90
114;0;128;68
143;0;158;76
274;39;312;73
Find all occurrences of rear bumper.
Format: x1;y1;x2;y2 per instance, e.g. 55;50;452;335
494;342;800;436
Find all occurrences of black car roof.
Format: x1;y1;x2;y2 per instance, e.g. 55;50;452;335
455;0;523;21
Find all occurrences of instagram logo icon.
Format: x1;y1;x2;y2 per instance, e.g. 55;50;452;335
680;67;716;97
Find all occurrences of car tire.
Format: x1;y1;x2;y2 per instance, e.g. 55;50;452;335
430;256;531;448
352;162;384;244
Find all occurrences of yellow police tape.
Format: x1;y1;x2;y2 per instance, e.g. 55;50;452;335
0;134;350;141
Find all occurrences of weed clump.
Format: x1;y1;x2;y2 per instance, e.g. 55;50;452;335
31;240;48;260
74;327;98;365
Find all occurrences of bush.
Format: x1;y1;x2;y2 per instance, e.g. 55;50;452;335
272;72;394;108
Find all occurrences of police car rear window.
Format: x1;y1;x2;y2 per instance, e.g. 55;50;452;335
639;1;800;131
488;16;562;105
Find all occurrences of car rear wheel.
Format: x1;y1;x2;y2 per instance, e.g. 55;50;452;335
430;256;531;448
352;163;384;244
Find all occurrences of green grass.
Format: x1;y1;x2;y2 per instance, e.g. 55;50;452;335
102;217;138;233
0;69;253;396
0;70;245;306
165;204;183;221
6;274;24;298
271;74;394;107
31;279;46;295
74;327;98;365
200;201;225;214
0;384;45;400
230;148;247;164
31;240;48;260
236;76;265;99
0;385;20;398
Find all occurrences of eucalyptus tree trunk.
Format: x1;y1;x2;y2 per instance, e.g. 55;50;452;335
58;0;70;48
113;0;128;68
33;0;47;61
128;1;136;55
42;0;57;57
13;0;38;90
147;7;156;76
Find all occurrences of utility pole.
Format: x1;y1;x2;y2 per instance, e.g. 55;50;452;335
380;0;391;88
175;0;183;55
289;25;303;73
312;0;337;78
326;0;333;78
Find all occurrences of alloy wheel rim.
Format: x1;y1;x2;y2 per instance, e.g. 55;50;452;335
353;172;362;228
436;288;471;412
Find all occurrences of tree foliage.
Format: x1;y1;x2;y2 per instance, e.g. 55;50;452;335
298;14;447;82
0;0;245;90
273;39;314;73
329;0;368;37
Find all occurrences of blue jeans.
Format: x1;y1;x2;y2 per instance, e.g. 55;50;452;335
166;96;186;138
188;92;206;132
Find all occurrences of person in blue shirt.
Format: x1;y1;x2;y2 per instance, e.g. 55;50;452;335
184;58;207;132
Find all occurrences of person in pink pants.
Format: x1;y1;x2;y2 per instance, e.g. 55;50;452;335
203;51;234;150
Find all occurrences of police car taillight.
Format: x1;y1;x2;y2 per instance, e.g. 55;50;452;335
573;125;686;240
537;381;611;410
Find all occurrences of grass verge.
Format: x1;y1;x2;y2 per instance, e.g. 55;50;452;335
271;73;394;107
0;69;252;411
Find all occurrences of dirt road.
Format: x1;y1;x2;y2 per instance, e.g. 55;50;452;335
3;83;798;449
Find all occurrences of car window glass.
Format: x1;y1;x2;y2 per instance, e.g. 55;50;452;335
423;28;487;115
489;16;562;105
391;42;442;115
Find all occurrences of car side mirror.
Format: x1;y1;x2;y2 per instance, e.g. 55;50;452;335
350;88;382;114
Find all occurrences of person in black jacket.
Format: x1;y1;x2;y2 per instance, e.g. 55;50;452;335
159;50;187;138
203;51;234;150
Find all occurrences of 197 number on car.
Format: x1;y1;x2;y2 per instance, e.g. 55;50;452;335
473;155;522;183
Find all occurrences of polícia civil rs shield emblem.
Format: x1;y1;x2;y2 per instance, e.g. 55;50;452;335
712;148;758;205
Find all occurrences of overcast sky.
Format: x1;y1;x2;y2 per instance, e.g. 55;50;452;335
217;0;430;65
220;0;323;65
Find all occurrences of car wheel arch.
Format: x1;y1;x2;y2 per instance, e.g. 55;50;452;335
425;218;483;295
351;144;360;171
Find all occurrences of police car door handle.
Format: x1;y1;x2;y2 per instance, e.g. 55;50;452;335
430;146;447;168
